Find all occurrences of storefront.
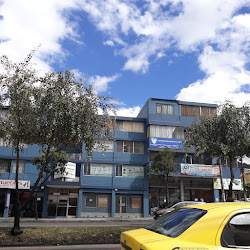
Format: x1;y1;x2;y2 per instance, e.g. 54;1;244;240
0;179;31;218
47;188;79;217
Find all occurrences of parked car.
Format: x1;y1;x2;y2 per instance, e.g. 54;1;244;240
153;201;205;219
121;202;250;250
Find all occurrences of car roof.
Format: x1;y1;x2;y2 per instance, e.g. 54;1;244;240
186;202;250;211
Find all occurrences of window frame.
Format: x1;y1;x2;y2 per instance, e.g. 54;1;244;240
0;159;11;173
117;121;144;133
156;104;174;115
220;212;250;249
116;141;144;154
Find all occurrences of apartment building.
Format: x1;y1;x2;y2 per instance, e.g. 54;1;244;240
0;98;242;218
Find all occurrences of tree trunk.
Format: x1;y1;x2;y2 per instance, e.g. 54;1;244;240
227;156;235;202
241;158;247;201
11;146;23;236
165;174;170;207
219;158;225;202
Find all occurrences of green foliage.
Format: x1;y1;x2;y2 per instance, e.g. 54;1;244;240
150;148;176;176
246;183;250;196
185;101;250;200
0;51;116;234
185;101;248;159
31;149;69;174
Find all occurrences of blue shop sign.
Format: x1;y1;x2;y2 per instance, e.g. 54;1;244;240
149;137;183;150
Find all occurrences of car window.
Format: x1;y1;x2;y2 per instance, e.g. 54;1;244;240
145;208;207;238
174;203;187;208
221;212;250;248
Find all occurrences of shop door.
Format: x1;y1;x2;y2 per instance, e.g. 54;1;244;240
47;189;78;217
115;196;127;214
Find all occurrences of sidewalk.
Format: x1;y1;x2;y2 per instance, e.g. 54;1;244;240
0;216;153;222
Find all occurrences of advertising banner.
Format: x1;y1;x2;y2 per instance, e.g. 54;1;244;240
54;162;76;179
0;180;30;189
122;166;144;178
181;164;220;177
90;163;113;176
149;137;183;150
214;178;242;190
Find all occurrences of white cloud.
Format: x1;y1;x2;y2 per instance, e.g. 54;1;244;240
89;74;120;93
0;0;81;73
104;40;115;47
115;106;141;117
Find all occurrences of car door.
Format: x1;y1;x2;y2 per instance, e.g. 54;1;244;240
216;209;250;250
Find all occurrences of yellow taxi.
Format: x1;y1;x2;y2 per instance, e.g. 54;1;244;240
121;202;250;250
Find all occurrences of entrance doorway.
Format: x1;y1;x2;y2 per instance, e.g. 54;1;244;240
115;196;127;214
47;188;78;217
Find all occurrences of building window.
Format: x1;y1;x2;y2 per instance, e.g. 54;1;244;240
181;105;216;117
0;159;11;172
92;141;114;152
85;193;109;208
156;104;174;115
115;164;144;178
84;163;91;175
83;163;113;176
116;141;144;154
131;196;142;209
86;194;96;208
12;160;25;173
149;125;185;139
117;121;144;133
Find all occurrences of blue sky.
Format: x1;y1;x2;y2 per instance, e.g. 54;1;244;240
0;0;250;116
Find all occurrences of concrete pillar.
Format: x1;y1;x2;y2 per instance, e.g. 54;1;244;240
111;190;115;217
77;190;83;218
180;179;184;201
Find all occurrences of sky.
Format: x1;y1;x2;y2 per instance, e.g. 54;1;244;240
0;0;250;117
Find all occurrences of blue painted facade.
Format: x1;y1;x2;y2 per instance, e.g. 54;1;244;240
0;98;243;218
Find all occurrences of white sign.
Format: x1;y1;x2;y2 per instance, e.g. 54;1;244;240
214;178;242;190
0;180;30;189
54;162;76;179
122;166;144;178
181;164;220;177
90;163;113;176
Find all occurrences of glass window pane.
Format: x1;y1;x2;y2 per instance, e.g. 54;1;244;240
0;159;11;172
13;160;25;173
124;141;133;153
133;122;144;133
123;121;133;132
146;208;206;238
117;121;124;131
68;207;77;216
86;194;96;207
116;141;123;152
98;195;108;208
57;207;67;216
131;197;142;209
221;213;250;247
134;142;144;154
116;165;122;176
156;104;161;114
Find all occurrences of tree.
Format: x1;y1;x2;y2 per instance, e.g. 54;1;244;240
0;52;39;235
26;69;115;210
185;101;248;201
150;148;176;206
0;53;115;235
